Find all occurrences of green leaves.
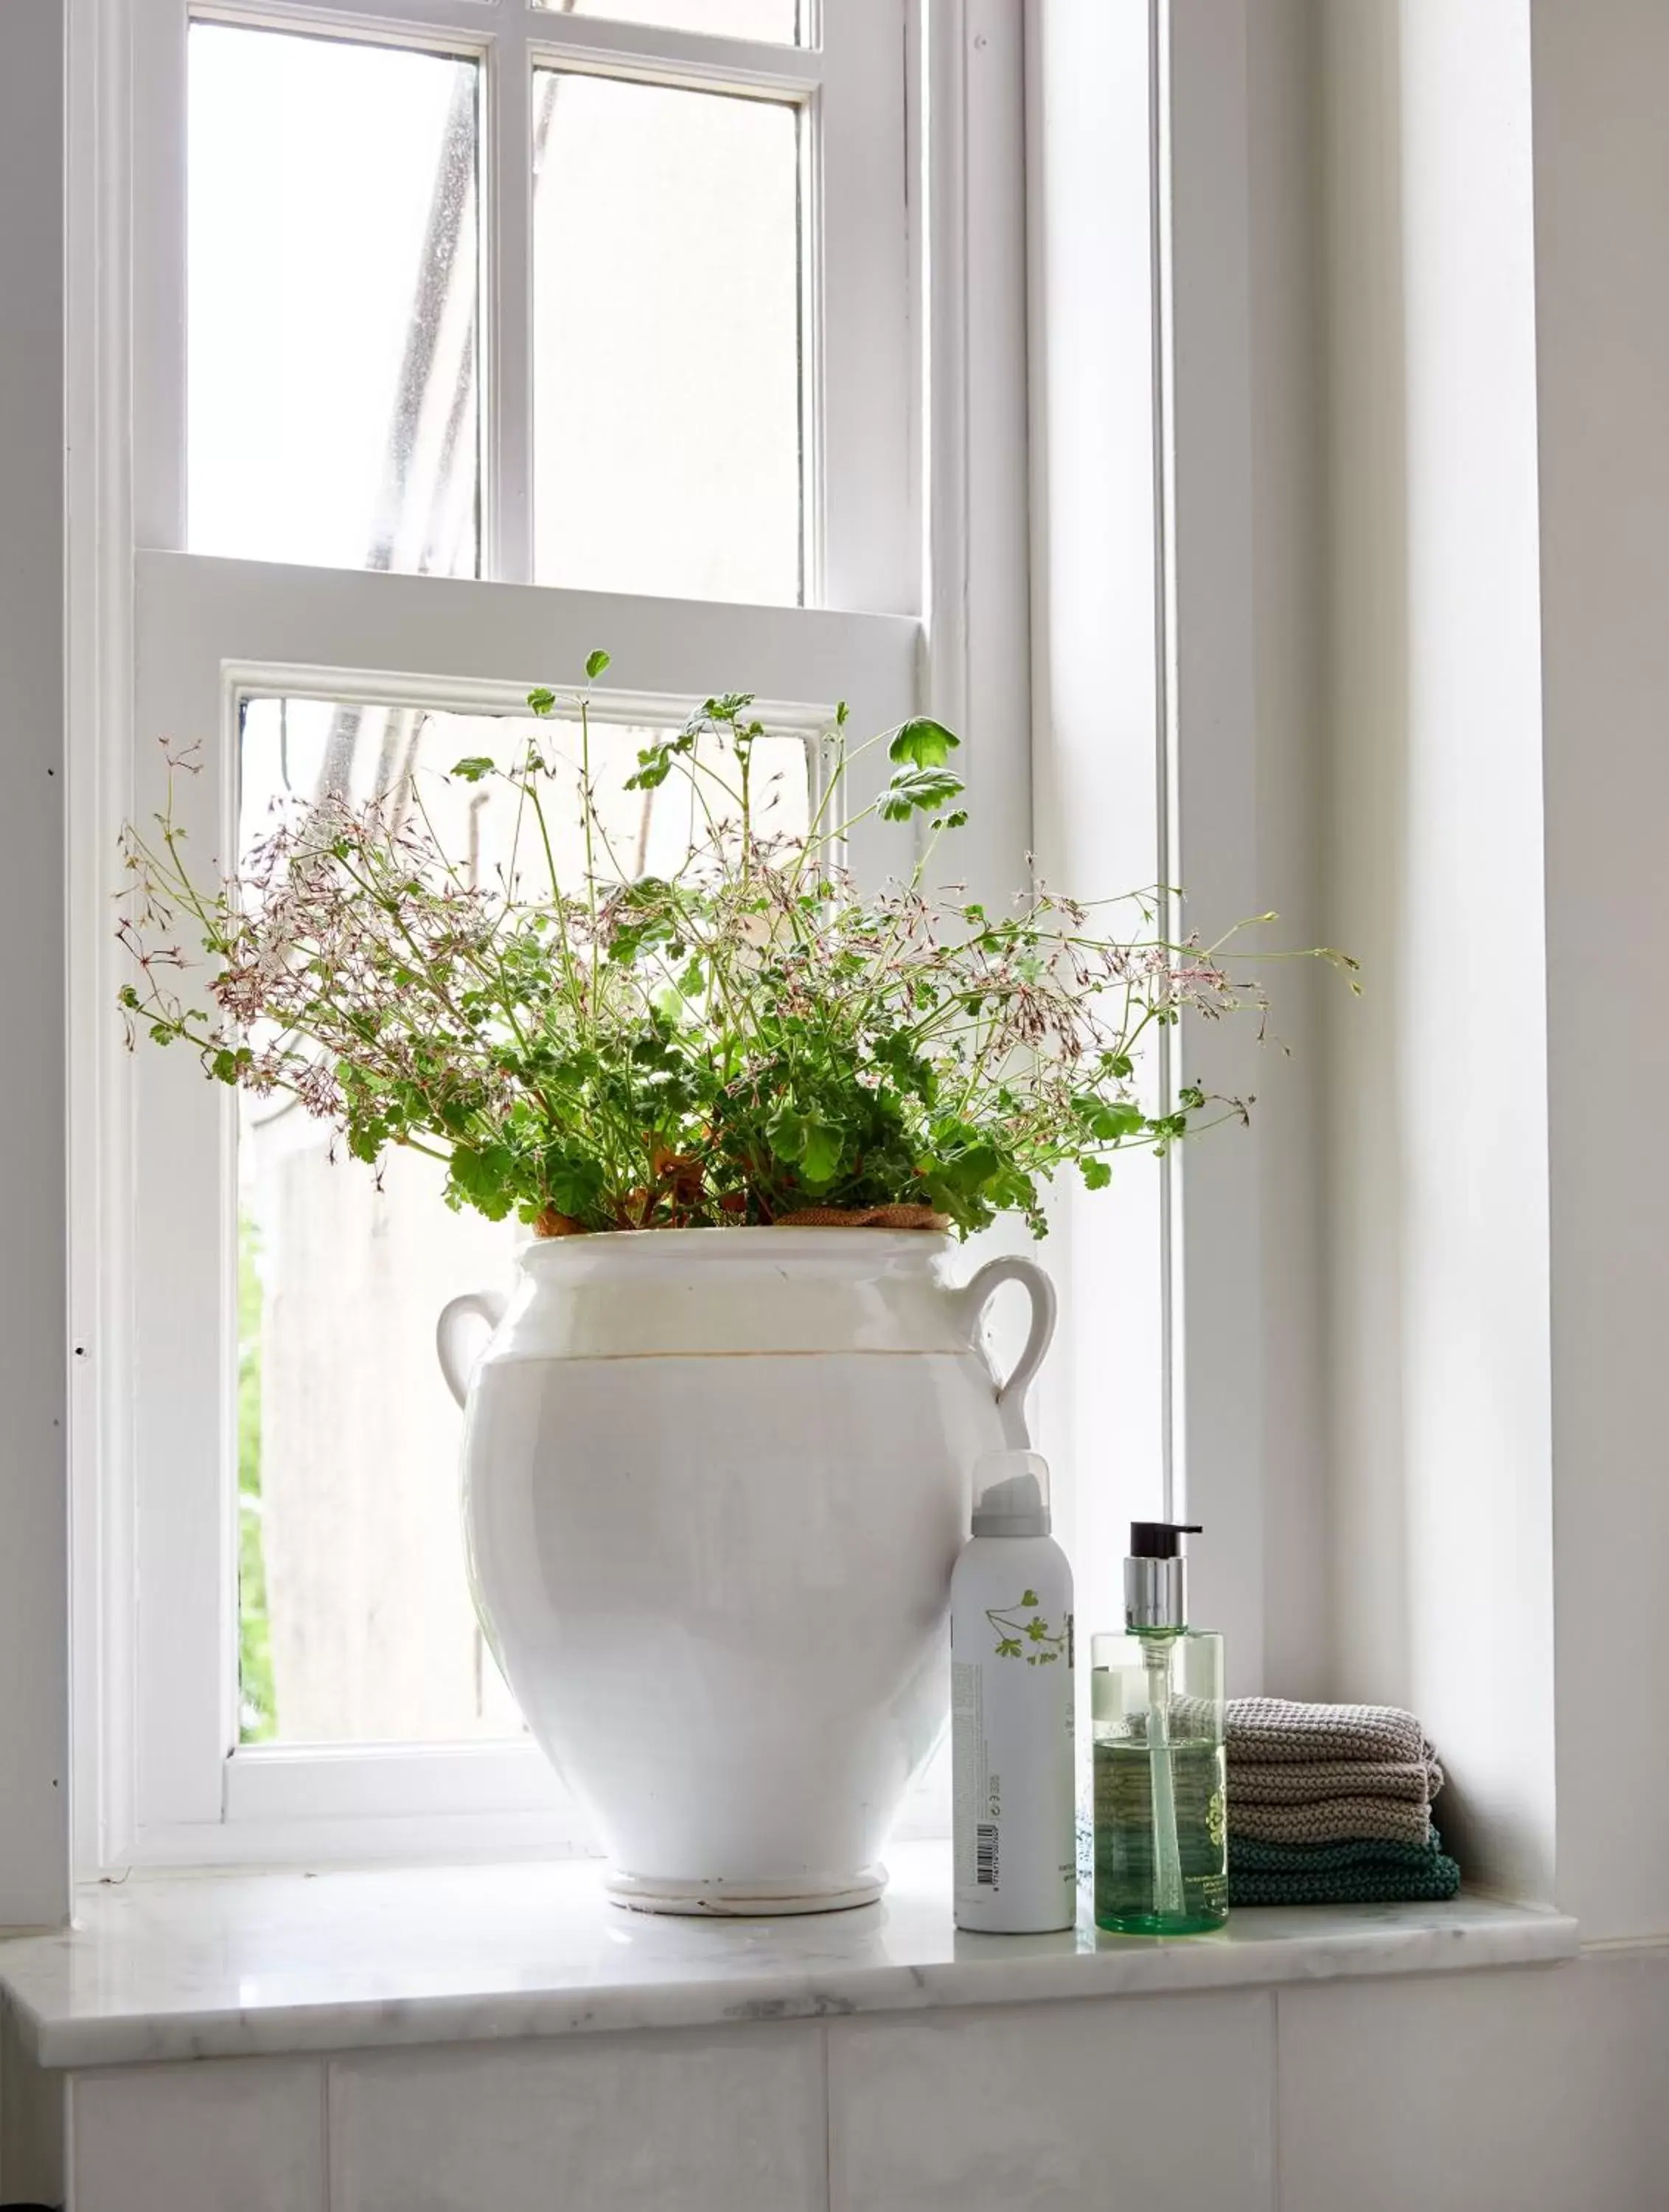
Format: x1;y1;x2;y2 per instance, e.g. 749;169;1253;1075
888;717;959;769
447;1143;520;1221
879;718;965;824
604;877;680;967
766;1098;845;1186
880;767;966;823
1076;1096;1144;1143
117;641;1301;1247
624;748;670;793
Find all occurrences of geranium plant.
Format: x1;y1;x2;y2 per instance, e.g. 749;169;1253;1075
118;656;1355;1238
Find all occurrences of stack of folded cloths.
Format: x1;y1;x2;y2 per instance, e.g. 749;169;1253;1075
1224;1698;1460;1907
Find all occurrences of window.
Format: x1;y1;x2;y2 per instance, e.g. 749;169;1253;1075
80;0;1030;1867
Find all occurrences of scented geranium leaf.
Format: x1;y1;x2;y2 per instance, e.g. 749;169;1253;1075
526;687;557;717
705;691;754;721
545;1155;606;1217
450;756;495;783
1078;1097;1145;1143
624;740;677;792
879;767;966;822
765;1099;808;1164
447;1144;518;1220
584;649;611;682
888;717;961;770
1081;1158;1112;1192
798;1118;844;1185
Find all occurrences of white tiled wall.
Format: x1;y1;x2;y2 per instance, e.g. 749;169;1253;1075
1276;1951;1669;2212
70;2058;325;2212
36;1950;1669;2212
827;1992;1275;2212
329;2024;827;2212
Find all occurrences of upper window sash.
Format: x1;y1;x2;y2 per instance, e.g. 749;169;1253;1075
131;0;916;614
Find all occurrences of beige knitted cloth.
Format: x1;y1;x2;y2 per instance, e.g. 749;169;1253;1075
1229;1758;1443;1806
1223;1699;1443;1845
1224;1697;1433;1766
1228;1795;1435;1846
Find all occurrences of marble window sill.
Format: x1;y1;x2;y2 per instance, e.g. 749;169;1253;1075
0;1840;1578;2072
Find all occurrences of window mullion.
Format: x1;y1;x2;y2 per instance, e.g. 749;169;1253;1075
487;11;534;585
815;0;911;616
133;0;190;549
195;0;511;36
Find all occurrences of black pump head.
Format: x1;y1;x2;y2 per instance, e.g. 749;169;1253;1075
1129;1521;1203;1560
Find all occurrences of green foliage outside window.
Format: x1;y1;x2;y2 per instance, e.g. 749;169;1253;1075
238;1212;276;1743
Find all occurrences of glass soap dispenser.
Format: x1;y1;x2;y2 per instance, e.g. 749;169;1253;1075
1092;1522;1227;1934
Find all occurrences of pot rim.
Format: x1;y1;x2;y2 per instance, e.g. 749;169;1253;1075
520;1223;954;1267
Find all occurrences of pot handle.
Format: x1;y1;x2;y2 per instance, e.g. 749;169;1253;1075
955;1256;1058;1447
436;1290;509;1410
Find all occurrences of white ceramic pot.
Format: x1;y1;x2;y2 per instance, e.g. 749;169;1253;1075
437;1226;1054;1915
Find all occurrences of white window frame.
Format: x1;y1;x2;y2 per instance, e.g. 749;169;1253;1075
70;0;1034;1872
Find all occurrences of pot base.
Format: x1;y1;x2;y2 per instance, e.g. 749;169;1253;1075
603;1865;887;1917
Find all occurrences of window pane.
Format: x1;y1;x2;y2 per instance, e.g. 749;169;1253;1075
236;697;809;1744
537;0;801;40
189;27;480;577
533;73;803;605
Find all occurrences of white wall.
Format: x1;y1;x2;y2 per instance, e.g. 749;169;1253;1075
1318;0;1557;1905
0;0;72;1933
1530;0;1669;1944
1241;0;1331;1700
1317;0;1669;1943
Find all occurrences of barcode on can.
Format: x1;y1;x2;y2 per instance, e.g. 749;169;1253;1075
976;1823;998;1886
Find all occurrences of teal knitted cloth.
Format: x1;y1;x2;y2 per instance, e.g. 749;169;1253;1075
1227;1830;1460;1907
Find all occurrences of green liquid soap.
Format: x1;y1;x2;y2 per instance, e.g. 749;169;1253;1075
1093;1737;1229;1935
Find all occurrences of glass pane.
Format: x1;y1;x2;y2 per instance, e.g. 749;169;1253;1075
189;26;480;576
533;72;803;604
537;0;801;40
236;698;809;1744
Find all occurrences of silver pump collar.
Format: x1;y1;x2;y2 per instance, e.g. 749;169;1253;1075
1125;1554;1187;1631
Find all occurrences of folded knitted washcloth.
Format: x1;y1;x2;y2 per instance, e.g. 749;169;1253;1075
1228;1756;1443;1806
1227;1795;1437;1846
1227;1832;1460;1908
1224;1697;1432;1766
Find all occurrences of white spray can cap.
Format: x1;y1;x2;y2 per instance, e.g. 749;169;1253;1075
969;1449;1053;1537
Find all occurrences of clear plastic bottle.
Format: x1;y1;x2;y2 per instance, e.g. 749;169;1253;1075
1092;1523;1227;1935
